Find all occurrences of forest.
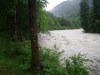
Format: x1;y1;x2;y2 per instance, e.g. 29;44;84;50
0;0;100;75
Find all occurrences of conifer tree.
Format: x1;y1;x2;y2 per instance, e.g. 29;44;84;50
80;0;89;32
92;0;100;33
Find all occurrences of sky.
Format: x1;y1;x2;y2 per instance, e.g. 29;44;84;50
45;0;67;11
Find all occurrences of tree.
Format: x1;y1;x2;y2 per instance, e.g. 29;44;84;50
80;0;89;32
92;0;100;33
28;0;40;74
0;0;17;41
36;0;48;33
16;0;23;41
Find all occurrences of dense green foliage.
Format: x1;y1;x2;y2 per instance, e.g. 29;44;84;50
47;12;81;30
80;0;89;32
0;41;89;75
80;0;100;33
65;53;89;75
36;0;48;33
0;0;97;74
0;0;48;41
0;41;31;75
0;0;48;74
92;0;100;33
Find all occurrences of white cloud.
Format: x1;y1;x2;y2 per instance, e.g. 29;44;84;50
45;0;66;11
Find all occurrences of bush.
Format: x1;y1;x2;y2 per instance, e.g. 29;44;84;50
0;41;89;75
65;53;89;75
0;55;31;75
0;41;31;75
40;48;89;75
2;41;31;58
40;47;65;75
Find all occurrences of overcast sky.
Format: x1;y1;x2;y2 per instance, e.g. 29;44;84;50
45;0;67;11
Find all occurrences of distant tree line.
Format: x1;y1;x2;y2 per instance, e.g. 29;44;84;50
47;12;81;30
80;0;100;33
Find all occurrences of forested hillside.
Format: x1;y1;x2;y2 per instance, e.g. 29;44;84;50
50;0;92;18
50;0;80;18
47;12;81;30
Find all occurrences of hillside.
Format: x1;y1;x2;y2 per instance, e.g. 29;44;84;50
50;0;92;18
50;0;80;18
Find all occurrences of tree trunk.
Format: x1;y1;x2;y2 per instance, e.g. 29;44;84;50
9;11;17;41
17;0;23;41
6;14;10;40
28;0;40;74
10;11;17;41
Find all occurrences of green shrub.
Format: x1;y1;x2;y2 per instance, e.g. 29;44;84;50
40;48;89;75
40;47;65;75
0;40;89;75
65;53;89;75
3;41;31;58
0;41;31;75
0;56;31;75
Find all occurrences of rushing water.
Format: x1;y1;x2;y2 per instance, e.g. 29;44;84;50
39;29;100;75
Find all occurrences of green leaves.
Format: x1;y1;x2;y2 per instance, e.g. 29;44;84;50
39;47;64;75
47;12;81;30
80;0;90;32
80;0;100;33
65;53;89;75
37;9;48;33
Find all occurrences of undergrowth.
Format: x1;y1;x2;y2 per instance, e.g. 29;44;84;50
0;41;89;75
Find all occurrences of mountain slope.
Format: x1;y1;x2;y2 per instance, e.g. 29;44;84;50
50;0;80;18
50;0;92;18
